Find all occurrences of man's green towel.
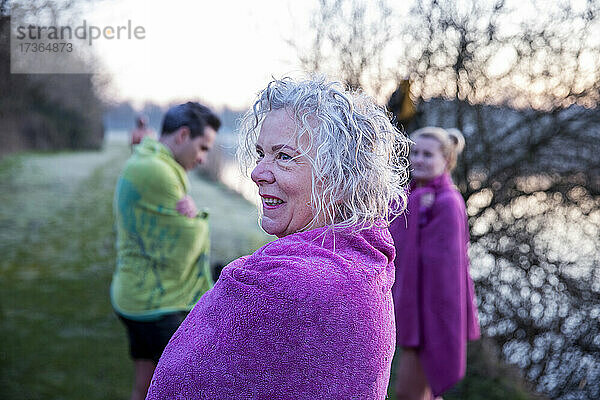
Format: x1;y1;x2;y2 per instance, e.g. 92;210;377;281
111;138;212;321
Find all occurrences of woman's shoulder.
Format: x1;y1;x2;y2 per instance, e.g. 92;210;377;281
429;186;466;222
435;184;464;206
234;228;392;285
218;242;346;303
251;234;345;272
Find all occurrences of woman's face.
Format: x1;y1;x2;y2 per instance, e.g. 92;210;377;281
251;109;318;237
409;136;448;183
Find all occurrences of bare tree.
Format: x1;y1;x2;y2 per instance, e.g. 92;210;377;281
292;0;600;398
0;0;105;155
288;0;396;97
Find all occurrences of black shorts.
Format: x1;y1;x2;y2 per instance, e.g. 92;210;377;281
118;311;188;363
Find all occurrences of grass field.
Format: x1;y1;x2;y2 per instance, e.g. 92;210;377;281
0;142;539;399
0;142;271;400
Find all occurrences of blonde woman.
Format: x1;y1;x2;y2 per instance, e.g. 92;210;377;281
390;127;480;399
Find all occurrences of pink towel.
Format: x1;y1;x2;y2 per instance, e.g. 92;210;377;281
146;223;397;399
389;173;480;396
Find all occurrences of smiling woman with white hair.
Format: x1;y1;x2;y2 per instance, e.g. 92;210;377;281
146;76;410;399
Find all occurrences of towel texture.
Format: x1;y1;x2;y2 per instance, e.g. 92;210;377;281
146;223;396;399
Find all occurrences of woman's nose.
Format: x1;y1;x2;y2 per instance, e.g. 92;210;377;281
251;159;275;185
410;154;422;164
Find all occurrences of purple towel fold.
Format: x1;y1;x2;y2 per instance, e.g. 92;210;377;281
146;223;397;399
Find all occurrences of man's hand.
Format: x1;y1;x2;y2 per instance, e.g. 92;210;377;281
176;195;198;218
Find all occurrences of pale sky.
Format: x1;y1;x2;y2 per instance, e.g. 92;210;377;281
26;0;583;110
85;0;317;109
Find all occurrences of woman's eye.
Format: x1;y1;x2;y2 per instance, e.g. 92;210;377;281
277;152;292;161
255;150;264;163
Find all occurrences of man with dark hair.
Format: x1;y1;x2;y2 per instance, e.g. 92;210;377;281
111;102;220;400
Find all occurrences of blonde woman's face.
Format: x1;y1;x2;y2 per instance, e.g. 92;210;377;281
409;136;447;183
251;109;319;237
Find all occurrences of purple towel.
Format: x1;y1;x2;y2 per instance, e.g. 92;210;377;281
146;223;397;399
389;173;480;396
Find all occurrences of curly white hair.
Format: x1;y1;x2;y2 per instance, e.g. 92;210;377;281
238;76;410;231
